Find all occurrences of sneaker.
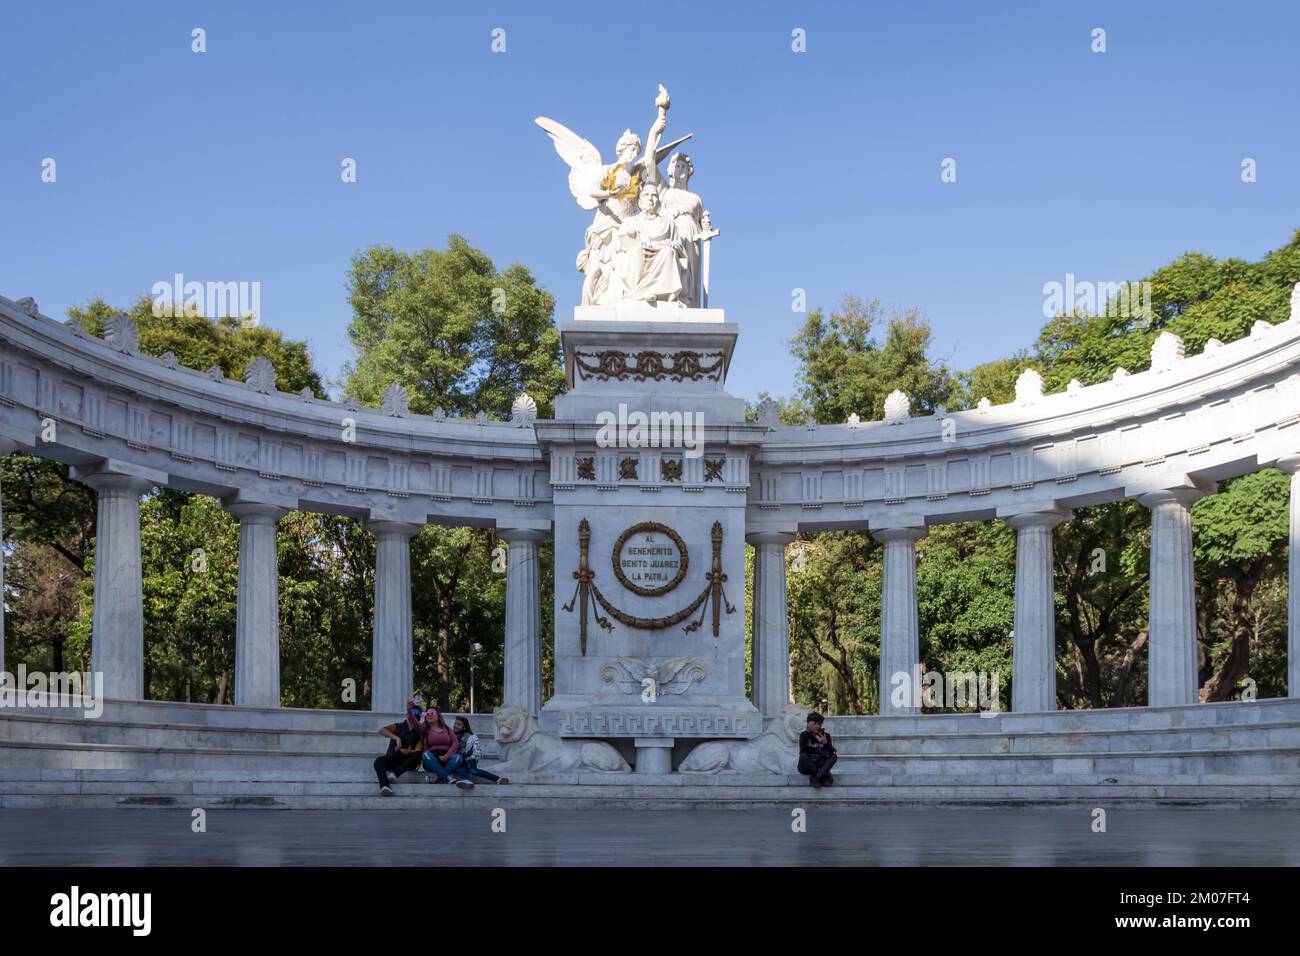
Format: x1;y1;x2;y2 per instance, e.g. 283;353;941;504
380;785;393;796
386;772;398;783
496;777;509;785
808;777;821;788
455;779;474;790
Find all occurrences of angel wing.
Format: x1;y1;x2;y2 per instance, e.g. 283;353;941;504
535;116;606;211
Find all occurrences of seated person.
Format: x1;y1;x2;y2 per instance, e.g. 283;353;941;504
451;716;509;789
374;695;425;795
798;711;837;788
419;708;462;783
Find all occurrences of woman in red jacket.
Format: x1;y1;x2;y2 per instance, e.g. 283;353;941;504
419;708;462;783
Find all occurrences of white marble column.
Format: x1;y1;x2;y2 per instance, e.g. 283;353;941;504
228;502;288;708
82;471;155;700
748;531;795;718
1139;488;1205;707
369;520;420;714
873;526;926;716
1006;509;1069;712
500;528;547;715
0;438;15;679
1279;457;1300;698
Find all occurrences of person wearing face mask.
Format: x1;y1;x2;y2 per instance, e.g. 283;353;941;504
374;695;425;796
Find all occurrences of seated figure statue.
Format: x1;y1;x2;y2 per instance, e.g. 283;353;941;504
490;705;631;775
678;703;805;775
612;182;688;303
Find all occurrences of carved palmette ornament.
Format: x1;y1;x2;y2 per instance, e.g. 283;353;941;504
511;392;537;425
105;313;139;355
381;382;409;417
599;657;709;696
245;356;277;393
883;389;910;424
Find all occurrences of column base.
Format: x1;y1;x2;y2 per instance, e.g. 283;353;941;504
633;738;674;774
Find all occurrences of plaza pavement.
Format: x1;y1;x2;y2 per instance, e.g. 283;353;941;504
2;807;1298;866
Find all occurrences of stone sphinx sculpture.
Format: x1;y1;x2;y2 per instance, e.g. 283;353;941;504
678;703;805;775
490;705;630;774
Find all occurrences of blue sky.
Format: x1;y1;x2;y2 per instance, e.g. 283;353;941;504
2;1;1298;402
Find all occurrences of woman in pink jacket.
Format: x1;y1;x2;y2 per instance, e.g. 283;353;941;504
419;708;462;783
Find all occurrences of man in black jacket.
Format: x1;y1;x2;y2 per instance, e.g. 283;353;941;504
373;696;425;795
798;712;837;788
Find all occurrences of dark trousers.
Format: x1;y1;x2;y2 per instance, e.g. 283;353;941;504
798;751;837;784
374;751;421;787
458;758;500;783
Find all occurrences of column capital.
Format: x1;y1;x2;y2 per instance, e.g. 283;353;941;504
1274;454;1300;475
1136;487;1207;511
871;525;926;545
746;530;796;547
225;500;289;523
79;472;157;498
1004;507;1071;531
367;519;422;539
498;527;550;545
72;459;164;497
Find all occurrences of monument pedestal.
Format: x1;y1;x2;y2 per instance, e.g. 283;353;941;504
535;308;765;772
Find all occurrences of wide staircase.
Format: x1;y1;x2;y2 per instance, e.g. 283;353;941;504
1;697;1297;809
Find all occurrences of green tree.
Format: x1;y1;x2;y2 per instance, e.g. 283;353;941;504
343;236;564;417
790;296;955;422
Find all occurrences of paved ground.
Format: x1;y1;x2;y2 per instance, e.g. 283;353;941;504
2;807;1299;866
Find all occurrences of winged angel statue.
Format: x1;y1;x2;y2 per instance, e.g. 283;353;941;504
536;85;713;307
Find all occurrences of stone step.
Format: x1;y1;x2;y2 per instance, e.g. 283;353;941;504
8;712;1300;758
828;722;1300;754
3;782;1298;811
14;695;1300;738
3;699;478;733
828;749;1300;773
4;735;1296;775
824;697;1300;736
0;713;499;755
2;770;1298;790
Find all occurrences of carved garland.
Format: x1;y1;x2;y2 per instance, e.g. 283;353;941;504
562;518;735;653
573;349;725;382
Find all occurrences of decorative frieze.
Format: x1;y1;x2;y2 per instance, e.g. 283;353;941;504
573;349;725;383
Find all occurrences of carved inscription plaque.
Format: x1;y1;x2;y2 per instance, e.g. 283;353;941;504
612;522;688;597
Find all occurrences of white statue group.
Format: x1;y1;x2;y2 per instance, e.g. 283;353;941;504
537;85;716;308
